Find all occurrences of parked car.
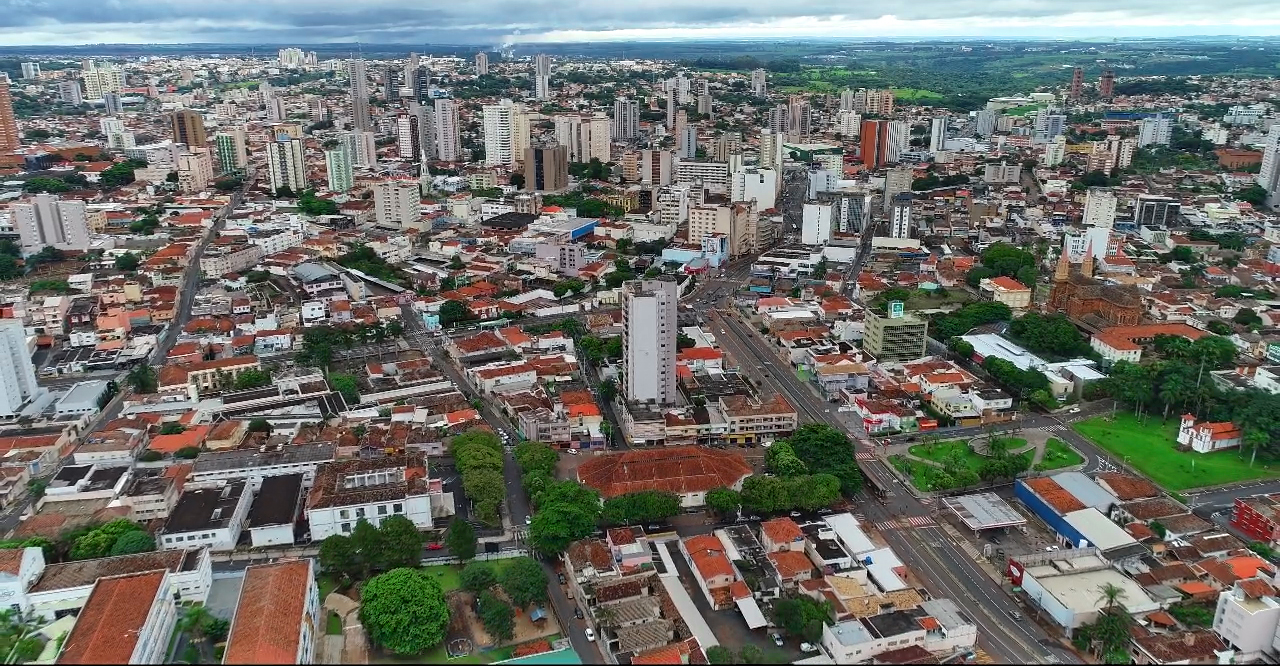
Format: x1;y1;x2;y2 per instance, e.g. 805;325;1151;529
525;515;532;525
748;515;762;521
1068;406;1081;414
585;628;596;642
426;543;443;551
800;643;819;654
574;607;583;619
789;511;802;518
566;448;579;455
771;633;784;647
557;573;566;585
817;508;834;515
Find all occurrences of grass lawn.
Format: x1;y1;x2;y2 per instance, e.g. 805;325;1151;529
376;644;486;665
909;439;1030;473
423;559;518;594
326;612;343;636
1036;438;1085;471
1073;413;1280;490
892;87;944;101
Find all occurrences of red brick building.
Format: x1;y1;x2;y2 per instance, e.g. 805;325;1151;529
1230;495;1280;545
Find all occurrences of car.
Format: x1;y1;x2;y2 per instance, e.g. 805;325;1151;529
585;628;596;642
1045;545;1059;552
735;515;749;522
566;448;579;455
1068;406;1082;414
817;508;834;515
789;511;803;518
748;515;762;521
1008;610;1023;621
574;607;583;619
647;524;664;531
800;643;819;654
525;515;532;525
557;573;567;585
427;543;443;551
771;633;784;647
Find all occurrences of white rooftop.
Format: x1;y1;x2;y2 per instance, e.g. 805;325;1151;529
1064;508;1139;552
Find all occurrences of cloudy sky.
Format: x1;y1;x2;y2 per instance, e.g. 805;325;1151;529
2;0;1280;45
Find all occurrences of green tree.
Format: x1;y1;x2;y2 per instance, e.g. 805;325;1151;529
705;487;741;516
360;568;450;655
462;561;497;593
247;418;272;433
445;518;477;561
70;519;145;560
601;490;681;526
349;519;384;578
126;364;158;393
477;590;515;642
741;475;790;514
514;442;559;478
178;605;217;662
784;424;863;496
739;645;765;664
327;372;361;405
233;368;272;390
108;530;155;556
379;515;426;569
499;556;549;608
319;534;361;581
113;251;141;271
440;300;472;326
773;595;833;642
705;646;735;665
159;422;186;435
765;441;808;476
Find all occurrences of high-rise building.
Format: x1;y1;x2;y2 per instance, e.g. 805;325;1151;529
341;130;378;169
101;117;135;150
612;98;639;141
886;121;909;164
677;125;698;160
0;319;41;418
409;102;434;163
176;149;214;193
475;52;489;75
374;180;421;229
523;146;569;192
214;127;248;174
801;202;834;245
266;138;306;194
839;89;856;111
510;102;531;161
786;96;810;142
1137;113;1173;147
482;100;515;167
82;61;124;99
751;69;767;97
687;202;757;257
666;88;677;130
621;279;678;405
348;59;372;131
1099;69;1116;99
1044;135;1067;167
768;104;788;135
534;54;552;101
101;92;123;115
20;62;40;80
396;113;423;164
929;116;947;153
860;119;890;169
170;109;207;148
403;52;419;99
0;75;19;154
1069;67;1084;100
835;110;861;137
884;167;914;213
325;145;354;193
641;149;673;186
587;113;611;163
713;132;743;163
265;96;286;122
1135;195;1181;227
974;109;997;137
1083;188;1117;228
889;192;913;239
12;194;90;253
380;64;397;101
863;309;928;363
56;80;82;105
1257;124;1280;194
697;92;712;117
277;48;306;68
1033;109;1065;145
433;98;462;162
759;129;783;170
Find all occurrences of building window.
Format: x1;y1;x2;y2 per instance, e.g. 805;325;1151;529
355;508;366;518
378;505;388;516
339;509;349;519
393;503;403;513
341;522;351;533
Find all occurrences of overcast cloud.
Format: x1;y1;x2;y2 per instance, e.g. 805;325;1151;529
1;0;1279;45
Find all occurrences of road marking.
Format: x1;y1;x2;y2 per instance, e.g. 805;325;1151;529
1041;425;1067;433
875;520;900;531
856;451;875;461
903;515;936;527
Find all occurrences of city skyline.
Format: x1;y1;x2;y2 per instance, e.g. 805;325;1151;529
2;0;1280;46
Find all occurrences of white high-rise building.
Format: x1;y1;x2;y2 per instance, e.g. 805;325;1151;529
1082;188;1117;228
801;202;834;245
82;62;124;99
0;319;41;418
348;59;372;131
677;125;697;160
839;89;856;111
176;150;214;193
100;117;134;149
475;52;489;75
836;110;861;137
1258;124;1280;194
341;130;378;169
1033;109;1066;144
482;100;515;167
374;180;421;229
975;109;997;137
511;103;531;162
751;69;767;97
612;98;639;140
433;98;462;162
929;116;947;153
277;48;306;68
13;195;89;253
886;121;909;163
622;279;678;406
587;113;611;163
20;62;40;80
266;138;306;194
759;129;783;170
884;167;914;213
889;193;912;239
396;114;422;163
1043;135;1067;167
326;145;354;193
553;113;611;164
731;167;778;211
534;54;552;101
1137;114;1173;148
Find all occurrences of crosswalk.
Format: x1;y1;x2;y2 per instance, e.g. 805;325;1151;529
856;451;875;461
1041;424;1068;433
874;515;936;531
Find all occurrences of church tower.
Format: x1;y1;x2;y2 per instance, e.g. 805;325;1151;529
1081;241;1094;278
1053;242;1071;282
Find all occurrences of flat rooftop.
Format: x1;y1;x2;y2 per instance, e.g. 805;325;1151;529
163;481;248;534
943;492;1027;531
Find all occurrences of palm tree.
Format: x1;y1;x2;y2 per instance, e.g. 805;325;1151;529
178;605;216;662
1096;582;1127;611
1245;430;1270;468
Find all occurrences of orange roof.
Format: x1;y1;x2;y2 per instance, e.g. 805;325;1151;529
761;517;804;545
768;550;813;579
1226;556;1274;580
567;403;601;418
1178;580;1218;596
148;425;210;454
223;561;312;665
985;276;1029;291
57;570;168;664
678;347;723;361
1022;477;1086;514
684;534;735;580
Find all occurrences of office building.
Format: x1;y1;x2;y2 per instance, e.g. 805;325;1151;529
13;194;89;254
860;120;890;169
786;96;811;141
1082;189;1116;228
1099;69;1116;99
622;279;679;405
100;91;122;115
403;56;428;100
677;125;698;159
731;167;778;211
433;98;462;162
0;75;18;154
666;88;677;129
523;145;569;192
265;138;306;194
0;319;41;417
1033;109;1065;145
348;59;372;131
983;162;1022;184
1137;113;1173;148
759;129;783;170
613;97;640;141
341;130;378;169
1069;67;1084;100
751;69;767;97
20;62;40;79
884;167;914;213
534;54;552;101
713;132;743;163
483;100;515;167
688;202;756;257
101;117;135;150
1258;124;1280;194
889;192;912;238
929;116;947;153
864;309;929;363
379;64;397;101
395;113;423;163
1044;135;1067;167
170;109;207;148
214;127;248;174
641;149;673;186
475;52;489;75
374;180;421;229
176;149;214;193
801;202;834;245
326;145;354;193
1135;195;1181;227
82;61;124;99
57;80;82;105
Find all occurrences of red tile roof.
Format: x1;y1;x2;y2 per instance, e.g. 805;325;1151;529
223;560;313;665
1022;477;1086;514
577;446;752;499
57;570;168;664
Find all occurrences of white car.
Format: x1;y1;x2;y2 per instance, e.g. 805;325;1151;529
771;633;784;647
525;515;532;525
800;643;819;654
566;448;579;456
585;628;596;642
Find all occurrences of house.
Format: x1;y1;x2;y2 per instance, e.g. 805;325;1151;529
679;534;741;611
1177;414;1242;453
159;481;253;552
223;560;321;665
978;276;1032;309
246;474;304;548
19;549;211;620
1213;577;1280;661
53;570;179;664
760;517;806;553
1130;630;1230;665
577;446;753;508
305;454;445;540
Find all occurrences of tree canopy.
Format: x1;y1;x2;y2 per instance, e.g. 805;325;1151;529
782;424;862;496
498;556;548;609
360;568;450;655
601;490;681;526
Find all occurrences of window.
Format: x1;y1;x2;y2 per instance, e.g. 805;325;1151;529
341;522;351;533
378;505;388;516
393;503;403;513
339;509;349;520
355;508;366;518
